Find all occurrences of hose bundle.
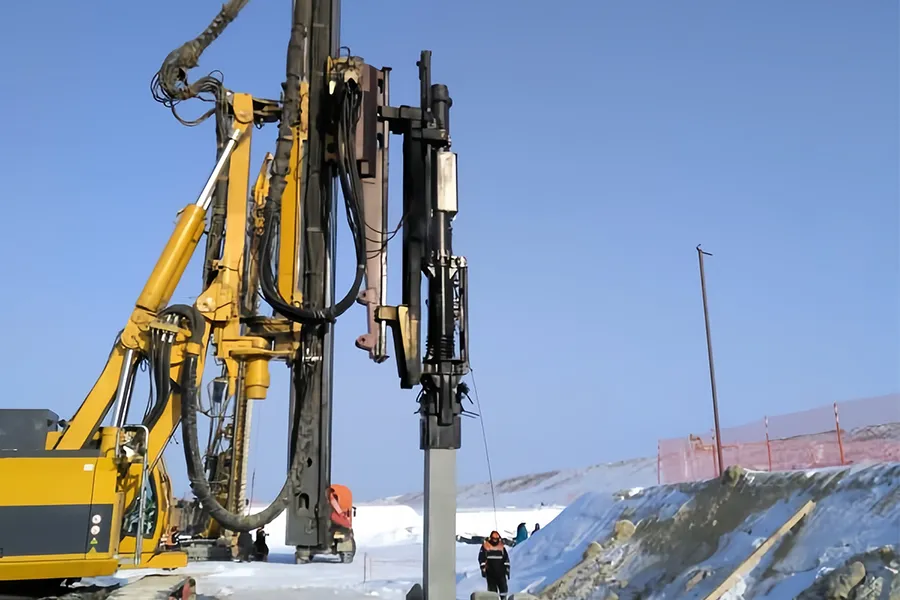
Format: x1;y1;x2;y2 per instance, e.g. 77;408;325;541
150;0;249;140
258;75;367;324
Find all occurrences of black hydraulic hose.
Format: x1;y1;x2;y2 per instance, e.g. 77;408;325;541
142;332;171;432
154;0;249;103
142;304;200;430
160;304;205;344
255;1;367;325
171;304;313;532
180;353;292;532
257;138;366;323
258;148;366;325
150;0;249;140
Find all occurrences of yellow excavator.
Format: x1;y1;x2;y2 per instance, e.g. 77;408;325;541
0;0;469;598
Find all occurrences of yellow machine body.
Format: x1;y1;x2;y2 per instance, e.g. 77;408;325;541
0;450;122;581
0;426;189;582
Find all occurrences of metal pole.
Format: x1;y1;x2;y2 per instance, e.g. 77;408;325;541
197;128;243;210
423;449;457;600
657;441;661;485
285;0;339;558
131;425;151;565
111;348;137;428
697;244;724;476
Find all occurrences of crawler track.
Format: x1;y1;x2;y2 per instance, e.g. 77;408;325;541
0;575;195;600
0;583;120;600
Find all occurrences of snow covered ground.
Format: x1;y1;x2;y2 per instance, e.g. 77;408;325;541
91;506;558;600
86;460;898;599
87;458;654;599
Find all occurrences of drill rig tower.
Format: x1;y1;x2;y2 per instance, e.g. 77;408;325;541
281;0;471;592
0;1;469;598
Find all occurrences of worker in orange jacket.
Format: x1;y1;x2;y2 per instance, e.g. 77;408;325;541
478;531;510;596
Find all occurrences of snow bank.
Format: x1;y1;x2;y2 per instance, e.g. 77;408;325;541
249;502;563;553
456;462;900;599
456;508;562;540
239;455;652;553
248;504;422;551
375;456;657;509
354;505;422;546
456;484;690;598
754;464;900;598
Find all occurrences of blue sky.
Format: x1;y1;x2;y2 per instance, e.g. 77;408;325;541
0;1;897;502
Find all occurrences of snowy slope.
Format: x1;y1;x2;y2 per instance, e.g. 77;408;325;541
456;462;900;599
373;456;658;509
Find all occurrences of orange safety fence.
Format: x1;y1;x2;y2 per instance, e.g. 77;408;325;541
658;394;900;484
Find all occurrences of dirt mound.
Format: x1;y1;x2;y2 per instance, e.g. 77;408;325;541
532;463;899;600
795;546;899;599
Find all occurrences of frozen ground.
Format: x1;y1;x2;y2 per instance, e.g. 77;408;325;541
85;461;898;599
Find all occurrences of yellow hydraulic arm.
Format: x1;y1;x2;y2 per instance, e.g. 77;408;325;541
0;121;251;581
0;88;298;579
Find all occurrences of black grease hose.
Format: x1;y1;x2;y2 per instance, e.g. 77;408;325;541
150;0;249;141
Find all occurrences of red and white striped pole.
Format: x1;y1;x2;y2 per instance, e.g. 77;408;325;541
834;402;846;466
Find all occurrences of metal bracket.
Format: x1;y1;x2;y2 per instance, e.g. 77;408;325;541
375;304;420;388
116;424;150;565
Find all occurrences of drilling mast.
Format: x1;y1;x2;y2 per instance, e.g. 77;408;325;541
284;3;470;594
282;0;342;563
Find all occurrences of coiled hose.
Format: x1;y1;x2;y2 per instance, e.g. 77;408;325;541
168;304;311;532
